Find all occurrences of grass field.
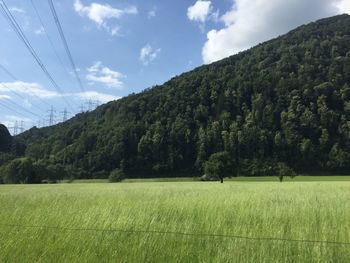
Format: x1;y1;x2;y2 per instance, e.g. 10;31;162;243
68;175;350;184
0;179;350;262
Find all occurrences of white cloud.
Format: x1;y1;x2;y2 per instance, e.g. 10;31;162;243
187;1;211;23
139;44;161;65
9;7;25;13
148;7;157;19
0;80;120;103
0;94;11;100
202;0;348;64
86;61;125;89
187;1;218;30
34;26;45;35
109;26;120;36
8;6;29;31
337;0;350;13
77;91;120;103
74;0;137;35
0;81;60;98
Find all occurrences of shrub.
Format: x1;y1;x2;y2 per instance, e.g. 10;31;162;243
109;169;125;183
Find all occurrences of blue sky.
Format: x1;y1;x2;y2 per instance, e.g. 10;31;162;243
0;0;349;133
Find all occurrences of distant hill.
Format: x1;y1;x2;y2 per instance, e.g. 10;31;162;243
0;124;12;153
19;15;350;178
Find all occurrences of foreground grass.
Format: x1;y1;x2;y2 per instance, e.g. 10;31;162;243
0;181;349;262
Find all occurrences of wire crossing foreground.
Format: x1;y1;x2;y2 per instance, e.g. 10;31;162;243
0;223;349;247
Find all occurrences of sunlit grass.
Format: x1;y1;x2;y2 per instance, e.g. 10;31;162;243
0;180;350;262
68;175;350;184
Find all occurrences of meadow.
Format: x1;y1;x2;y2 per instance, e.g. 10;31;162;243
0;178;350;262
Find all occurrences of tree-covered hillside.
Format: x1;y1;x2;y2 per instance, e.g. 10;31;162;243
14;15;350;179
0;124;12;153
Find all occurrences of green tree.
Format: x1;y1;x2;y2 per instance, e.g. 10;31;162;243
204;152;232;183
0;158;38;184
109;168;125;183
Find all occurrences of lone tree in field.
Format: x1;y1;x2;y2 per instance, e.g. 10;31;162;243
204;152;232;183
275;162;297;182
109;168;125;183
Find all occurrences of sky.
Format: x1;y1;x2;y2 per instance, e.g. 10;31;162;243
0;0;349;133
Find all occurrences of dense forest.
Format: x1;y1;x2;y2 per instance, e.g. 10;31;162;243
1;14;350;183
0;124;12;153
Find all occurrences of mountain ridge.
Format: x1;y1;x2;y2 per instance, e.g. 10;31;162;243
0;124;12;153
15;14;350;179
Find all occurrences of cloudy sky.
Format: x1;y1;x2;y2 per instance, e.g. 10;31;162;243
0;0;349;133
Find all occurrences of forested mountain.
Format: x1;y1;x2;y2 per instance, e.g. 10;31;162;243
7;15;350;180
0;124;12;153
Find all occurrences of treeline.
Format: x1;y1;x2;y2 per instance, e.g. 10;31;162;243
0;157;67;184
2;15;350;183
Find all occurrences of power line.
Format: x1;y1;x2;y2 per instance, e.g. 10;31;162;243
0;100;38;133
0;223;349;247
0;79;47;113
79;103;85;113
0;63;17;80
0;100;27;117
0;0;74;111
8;120;19;135
0;94;43;119
0;84;45;129
19;120;24;133
47;106;56;126
0;64;51;108
8;120;25;135
48;0;85;93
0;62;52;108
86;99;93;111
60;108;70;122
0;81;40;109
29;0;73;80
83;99;100;112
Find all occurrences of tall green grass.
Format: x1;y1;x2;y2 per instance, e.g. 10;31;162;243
68;175;350;184
0;181;349;262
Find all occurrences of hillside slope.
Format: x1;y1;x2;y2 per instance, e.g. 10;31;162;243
0;124;12;153
20;15;350;178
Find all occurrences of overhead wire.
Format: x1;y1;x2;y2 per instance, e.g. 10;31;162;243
0;93;42;119
0;83;43;118
0;63;17;80
0;62;52;109
0;100;28;117
48;0;86;93
0;98;39;133
0;81;45;112
29;0;74;81
3;93;42;119
0;68;43;128
0;0;75;112
0;223;350;247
